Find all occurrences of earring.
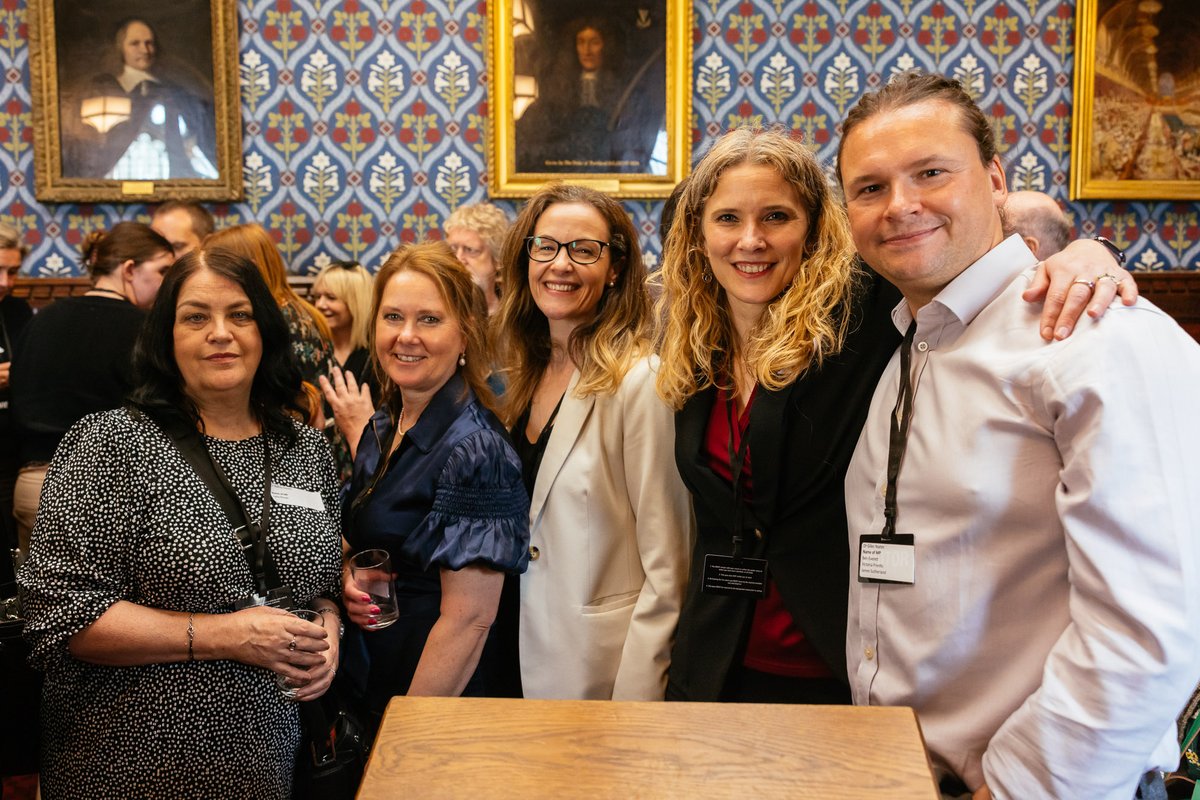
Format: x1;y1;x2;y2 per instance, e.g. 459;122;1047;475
701;267;713;284
458;353;467;367
607;279;616;287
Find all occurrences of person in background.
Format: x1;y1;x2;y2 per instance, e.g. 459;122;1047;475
340;241;529;732
151;199;214;260
654;126;1138;707
493;183;693;700
312;260;376;461
1003;190;1071;259
0;222;32;559
445;203;510;316
18;247;341;798
10;222;172;553
839;70;1197;800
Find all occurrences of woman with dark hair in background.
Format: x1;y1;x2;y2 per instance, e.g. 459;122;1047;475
18;248;342;798
9;221;172;552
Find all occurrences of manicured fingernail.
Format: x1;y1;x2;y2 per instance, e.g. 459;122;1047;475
369;606;380;614
367;617;377;625
361;594;371;602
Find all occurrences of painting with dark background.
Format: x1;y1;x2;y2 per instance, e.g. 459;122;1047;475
0;0;1197;276
511;0;668;175
53;0;218;180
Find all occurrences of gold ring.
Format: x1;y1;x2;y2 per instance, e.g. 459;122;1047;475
1096;273;1121;286
1071;278;1095;290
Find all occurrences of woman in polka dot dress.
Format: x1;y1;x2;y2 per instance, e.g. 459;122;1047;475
18;248;343;799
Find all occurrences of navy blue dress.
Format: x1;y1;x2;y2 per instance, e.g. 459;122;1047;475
341;374;529;726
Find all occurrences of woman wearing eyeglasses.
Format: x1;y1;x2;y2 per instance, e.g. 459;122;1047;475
492;183;693;700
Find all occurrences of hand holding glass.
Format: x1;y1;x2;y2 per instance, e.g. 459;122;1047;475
349;549;399;630
276;608;323;699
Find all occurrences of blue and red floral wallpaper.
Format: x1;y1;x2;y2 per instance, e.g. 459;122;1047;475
0;0;1194;276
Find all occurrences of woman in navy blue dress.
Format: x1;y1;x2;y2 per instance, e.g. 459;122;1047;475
339;242;530;732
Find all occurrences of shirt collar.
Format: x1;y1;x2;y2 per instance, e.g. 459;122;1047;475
889;234;1037;334
370;372;472;455
117;66;159;93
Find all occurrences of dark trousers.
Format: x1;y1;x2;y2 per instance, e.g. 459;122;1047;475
938;770;1167;799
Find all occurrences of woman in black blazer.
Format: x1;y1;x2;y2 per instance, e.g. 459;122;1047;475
655;127;1129;703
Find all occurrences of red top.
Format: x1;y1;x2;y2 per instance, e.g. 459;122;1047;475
704;387;832;679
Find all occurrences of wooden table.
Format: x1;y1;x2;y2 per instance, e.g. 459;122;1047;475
357;697;939;799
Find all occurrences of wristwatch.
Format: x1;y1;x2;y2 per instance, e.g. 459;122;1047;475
1092;235;1126;266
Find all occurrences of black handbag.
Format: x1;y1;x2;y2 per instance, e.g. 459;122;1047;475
139;406;369;799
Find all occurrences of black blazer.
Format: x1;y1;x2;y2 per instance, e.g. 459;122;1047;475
666;272;902;701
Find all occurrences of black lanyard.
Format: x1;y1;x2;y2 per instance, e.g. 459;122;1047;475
882;321;917;541
207;436;277;595
726;393;752;558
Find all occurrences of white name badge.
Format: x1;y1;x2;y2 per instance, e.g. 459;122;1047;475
270;484;325;511
857;534;916;585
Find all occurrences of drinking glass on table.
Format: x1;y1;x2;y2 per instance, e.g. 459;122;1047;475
277;608;323;699
349;549;400;630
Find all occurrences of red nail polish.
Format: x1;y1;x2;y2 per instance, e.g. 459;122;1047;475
361;594;370;603
367;617;377;625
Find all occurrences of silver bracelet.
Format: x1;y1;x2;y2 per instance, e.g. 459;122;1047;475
187;613;195;662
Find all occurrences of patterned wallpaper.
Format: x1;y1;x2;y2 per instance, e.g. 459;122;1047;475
0;0;1195;276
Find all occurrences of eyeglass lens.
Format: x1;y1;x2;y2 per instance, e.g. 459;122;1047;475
526;237;605;265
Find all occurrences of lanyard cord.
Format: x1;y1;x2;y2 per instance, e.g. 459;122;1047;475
882;321;917;541
209;435;277;594
726;394;752;558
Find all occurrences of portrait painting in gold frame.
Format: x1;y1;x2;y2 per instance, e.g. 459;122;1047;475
487;0;692;198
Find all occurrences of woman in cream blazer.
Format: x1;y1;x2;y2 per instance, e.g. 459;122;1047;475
494;183;693;700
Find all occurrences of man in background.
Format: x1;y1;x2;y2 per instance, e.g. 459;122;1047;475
151;200;213;260
1004;190;1070;258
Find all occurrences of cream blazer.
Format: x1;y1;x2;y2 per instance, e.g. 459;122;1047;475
519;355;695;700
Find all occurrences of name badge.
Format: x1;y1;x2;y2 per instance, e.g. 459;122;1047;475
857;534;915;585
270;484;325;511
701;554;769;598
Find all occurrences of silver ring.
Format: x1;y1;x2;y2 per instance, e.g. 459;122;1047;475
1071;278;1095;290
1096;273;1121;286
288;638;297;652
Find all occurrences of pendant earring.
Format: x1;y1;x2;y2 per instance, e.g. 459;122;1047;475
701;267;713;284
458;353;467;367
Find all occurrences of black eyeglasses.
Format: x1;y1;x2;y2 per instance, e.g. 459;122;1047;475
525;236;611;266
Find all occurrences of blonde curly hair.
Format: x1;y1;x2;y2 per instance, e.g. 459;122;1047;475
655;127;860;410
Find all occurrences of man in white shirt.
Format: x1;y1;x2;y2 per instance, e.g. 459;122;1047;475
838;71;1200;800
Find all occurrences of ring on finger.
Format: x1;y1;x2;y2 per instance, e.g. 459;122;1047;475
1071;278;1095;290
288;638;297;652
1095;273;1121;287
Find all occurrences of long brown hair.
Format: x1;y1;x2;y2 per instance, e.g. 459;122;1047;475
371;242;497;415
492;183;649;427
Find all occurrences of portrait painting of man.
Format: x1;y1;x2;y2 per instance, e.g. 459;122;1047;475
54;1;219;181
511;0;669;175
1088;0;1200;183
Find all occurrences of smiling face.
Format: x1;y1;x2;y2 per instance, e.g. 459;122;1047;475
840;99;1007;310
702;163;810;333
526;201;617;340
312;277;353;335
173;267;263;408
125;250;174;310
375;269;466;404
576;26;605;71
120;21;156;72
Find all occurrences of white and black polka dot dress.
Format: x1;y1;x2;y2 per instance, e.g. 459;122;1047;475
18;408;342;800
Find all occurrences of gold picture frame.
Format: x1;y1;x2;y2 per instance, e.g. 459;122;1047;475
486;0;692;198
29;0;242;203
1070;0;1200;200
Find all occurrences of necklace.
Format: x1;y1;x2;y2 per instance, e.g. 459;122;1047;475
87;287;129;302
397;407;406;437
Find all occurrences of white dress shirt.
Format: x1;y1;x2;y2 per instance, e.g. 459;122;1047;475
845;235;1200;799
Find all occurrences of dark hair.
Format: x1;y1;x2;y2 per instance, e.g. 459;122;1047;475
130;247;305;443
837;70;997;184
153;200;215;240
371;241;496;414
81;221;172;278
